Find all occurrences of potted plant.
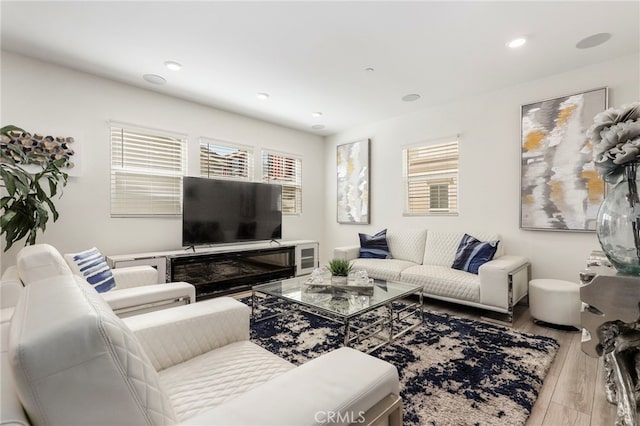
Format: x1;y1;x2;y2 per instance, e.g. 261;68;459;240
0;125;69;251
327;258;352;284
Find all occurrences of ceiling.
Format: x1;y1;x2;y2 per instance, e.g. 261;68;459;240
1;1;639;136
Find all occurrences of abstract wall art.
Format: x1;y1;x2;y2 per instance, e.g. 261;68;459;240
520;87;608;231
337;139;370;224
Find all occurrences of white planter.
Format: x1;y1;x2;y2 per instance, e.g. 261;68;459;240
331;275;348;285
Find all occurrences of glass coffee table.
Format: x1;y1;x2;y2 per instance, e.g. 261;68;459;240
252;276;423;353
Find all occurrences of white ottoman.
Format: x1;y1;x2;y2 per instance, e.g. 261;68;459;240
529;279;581;329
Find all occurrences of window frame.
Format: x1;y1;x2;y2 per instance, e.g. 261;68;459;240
402;137;459;216
109;122;187;218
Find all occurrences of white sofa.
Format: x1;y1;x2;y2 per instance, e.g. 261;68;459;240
335;229;530;322
1;244;195;320
1;246;402;426
0;244;196;360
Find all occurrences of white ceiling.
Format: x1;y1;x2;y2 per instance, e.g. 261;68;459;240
1;1;639;136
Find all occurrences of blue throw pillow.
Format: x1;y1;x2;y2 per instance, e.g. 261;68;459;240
359;229;392;259
451;234;499;274
68;247;116;293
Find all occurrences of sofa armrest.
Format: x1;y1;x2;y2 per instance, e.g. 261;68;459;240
478;255;530;311
181;347;400;426
1;352;30;426
112;265;159;289
334;245;360;262
101;281;195;316
124;297;250;371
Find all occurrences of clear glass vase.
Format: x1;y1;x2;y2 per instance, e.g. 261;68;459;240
596;162;640;275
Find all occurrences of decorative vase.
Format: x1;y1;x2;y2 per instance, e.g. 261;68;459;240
596;162;640;275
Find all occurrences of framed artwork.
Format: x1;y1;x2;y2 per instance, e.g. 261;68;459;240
520;87;608;231
337;139;370;224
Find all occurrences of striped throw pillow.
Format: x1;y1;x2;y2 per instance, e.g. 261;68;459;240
67;247;116;293
451;234;499;274
359;229;392;259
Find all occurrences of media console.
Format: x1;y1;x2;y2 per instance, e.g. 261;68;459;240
107;240;318;300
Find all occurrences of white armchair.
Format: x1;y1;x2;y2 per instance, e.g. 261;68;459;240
0;244;195;321
2;261;402;425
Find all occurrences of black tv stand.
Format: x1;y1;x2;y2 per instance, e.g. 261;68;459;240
106;240;319;301
169;245;296;300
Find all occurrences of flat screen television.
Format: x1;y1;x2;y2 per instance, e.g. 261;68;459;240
182;177;282;246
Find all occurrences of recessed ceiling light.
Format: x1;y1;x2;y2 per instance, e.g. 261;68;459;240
576;33;612;49
311;124;325;130
311;112;323;118
507;37;527;48
364;67;375;72
164;61;182;71
142;74;166;85
401;94;420;102
256;92;270;100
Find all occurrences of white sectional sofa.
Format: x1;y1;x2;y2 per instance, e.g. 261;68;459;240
335;228;530;321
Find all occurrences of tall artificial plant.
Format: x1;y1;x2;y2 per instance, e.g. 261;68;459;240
0;125;69;251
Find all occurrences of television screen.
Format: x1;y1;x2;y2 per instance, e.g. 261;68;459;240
182;177;282;246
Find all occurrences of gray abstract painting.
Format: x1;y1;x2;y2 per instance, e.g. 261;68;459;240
520;88;607;231
337;139;369;224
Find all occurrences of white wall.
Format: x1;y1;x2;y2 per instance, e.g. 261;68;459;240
0;51;326;270
324;53;640;282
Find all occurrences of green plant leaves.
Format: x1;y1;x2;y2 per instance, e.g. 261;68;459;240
327;258;353;276
0;125;68;251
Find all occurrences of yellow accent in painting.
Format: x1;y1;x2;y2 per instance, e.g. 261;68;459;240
524;194;534;204
524;130;546;151
582;170;605;202
556;105;577;125
347;158;355;175
549;180;565;208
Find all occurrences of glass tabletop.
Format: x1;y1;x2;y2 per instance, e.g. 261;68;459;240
253;276;422;319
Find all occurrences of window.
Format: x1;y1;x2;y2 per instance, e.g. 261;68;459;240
261;150;302;214
199;138;253;180
110;124;187;217
429;183;449;210
403;139;459;215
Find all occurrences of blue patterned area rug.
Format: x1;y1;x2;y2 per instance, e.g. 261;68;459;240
245;298;559;426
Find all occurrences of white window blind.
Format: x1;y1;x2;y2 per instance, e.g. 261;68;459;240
110;125;187;217
261;150;302;214
403;139;459;215
199;138;253;180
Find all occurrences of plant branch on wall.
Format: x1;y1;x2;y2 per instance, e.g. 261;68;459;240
0;125;70;251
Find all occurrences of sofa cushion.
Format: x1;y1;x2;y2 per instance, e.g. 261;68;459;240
181;347;400;426
423;231;500;267
159;340;294;421
350;258;417;281
358;229;391;259
452;233;499;274
64;247;116;293
386;228;428;264
401;265;480;302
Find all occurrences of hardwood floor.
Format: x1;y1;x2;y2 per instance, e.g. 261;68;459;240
419;298;618;426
